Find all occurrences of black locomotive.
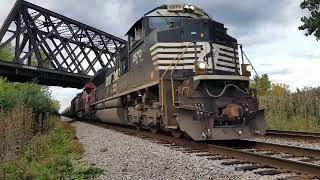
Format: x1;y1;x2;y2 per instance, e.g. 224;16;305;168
68;4;266;141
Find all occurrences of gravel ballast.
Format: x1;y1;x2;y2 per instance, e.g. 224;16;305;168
253;136;320;150
71;121;299;180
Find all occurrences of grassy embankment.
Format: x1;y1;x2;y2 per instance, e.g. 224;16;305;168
0;105;103;179
0;78;102;179
260;87;320;132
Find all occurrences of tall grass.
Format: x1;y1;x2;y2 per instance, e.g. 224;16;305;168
259;87;320;132
0;102;48;160
0;116;103;179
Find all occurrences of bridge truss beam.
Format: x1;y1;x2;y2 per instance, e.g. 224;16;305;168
0;0;127;88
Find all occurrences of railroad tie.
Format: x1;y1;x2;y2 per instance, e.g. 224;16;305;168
254;169;284;176
235;165;270;171
206;156;226;160
221;160;250;165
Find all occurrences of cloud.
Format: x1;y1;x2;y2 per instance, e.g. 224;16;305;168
49;86;82;112
267;68;290;76
295;53;320;60
0;0;298;44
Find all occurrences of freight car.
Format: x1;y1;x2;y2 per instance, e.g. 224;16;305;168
68;4;266;141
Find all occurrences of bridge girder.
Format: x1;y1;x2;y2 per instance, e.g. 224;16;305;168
0;0;127;88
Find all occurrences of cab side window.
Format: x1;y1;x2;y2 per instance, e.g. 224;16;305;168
128;21;144;49
119;57;128;75
135;26;143;41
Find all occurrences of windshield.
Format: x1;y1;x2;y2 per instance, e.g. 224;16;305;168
149;16;182;31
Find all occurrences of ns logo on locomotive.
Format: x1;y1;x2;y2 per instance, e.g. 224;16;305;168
67;4;266;141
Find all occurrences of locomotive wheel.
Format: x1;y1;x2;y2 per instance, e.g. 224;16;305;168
170;130;182;139
135;125;141;131
150;127;158;134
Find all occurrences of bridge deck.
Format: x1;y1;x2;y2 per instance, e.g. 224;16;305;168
0;60;90;88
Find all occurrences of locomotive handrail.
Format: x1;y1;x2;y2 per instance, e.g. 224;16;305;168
160;42;193;111
239;44;259;76
170;43;194;108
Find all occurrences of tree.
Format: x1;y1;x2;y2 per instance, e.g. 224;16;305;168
0;78;18;110
299;0;320;40
50;99;61;114
0;43;14;62
31;50;50;67
15;83;53;114
250;74;271;96
0;77;59;114
0;43;49;68
269;83;290;97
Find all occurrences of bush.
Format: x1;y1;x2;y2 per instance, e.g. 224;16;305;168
0;77;60;114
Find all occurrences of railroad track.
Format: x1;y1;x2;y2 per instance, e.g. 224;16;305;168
267;129;320;141
81;121;320;179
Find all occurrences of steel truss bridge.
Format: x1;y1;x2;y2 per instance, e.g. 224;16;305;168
0;0;126;88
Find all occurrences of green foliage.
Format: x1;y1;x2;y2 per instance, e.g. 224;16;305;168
0;78;18;110
74;166;104;179
260;87;320;132
0;43;14;62
31;50;48;67
299;0;320;40
269;83;290;97
264;113;319;132
0;77;59;113
250;74;271;96
250;74;319;131
0;119;103;179
250;74;289;97
50;100;61;114
0;42;46;67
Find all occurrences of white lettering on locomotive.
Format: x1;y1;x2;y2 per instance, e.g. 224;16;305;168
132;49;143;64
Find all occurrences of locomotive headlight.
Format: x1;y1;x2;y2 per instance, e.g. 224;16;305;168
246;65;252;72
241;64;252;76
198;62;206;69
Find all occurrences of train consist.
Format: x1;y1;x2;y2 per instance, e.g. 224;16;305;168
65;4;266;141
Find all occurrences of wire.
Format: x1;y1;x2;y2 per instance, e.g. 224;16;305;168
241;48;259;76
205;83;248;98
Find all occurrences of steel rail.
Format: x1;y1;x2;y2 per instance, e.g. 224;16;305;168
267;129;320;140
252;141;320;158
203;144;320;178
87;121;320;178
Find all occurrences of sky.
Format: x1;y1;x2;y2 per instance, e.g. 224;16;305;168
0;0;320;111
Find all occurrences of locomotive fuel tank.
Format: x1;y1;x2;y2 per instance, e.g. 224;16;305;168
95;108;128;125
94;98;128;125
